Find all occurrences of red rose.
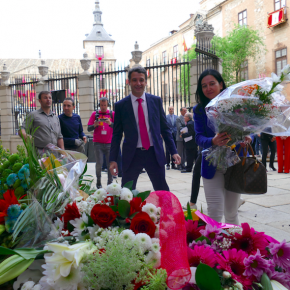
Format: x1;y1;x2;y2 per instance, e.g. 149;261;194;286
130;212;156;238
129;197;146;216
61;202;81;229
91;204;117;228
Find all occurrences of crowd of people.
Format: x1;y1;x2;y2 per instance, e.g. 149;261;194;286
20;66;290;226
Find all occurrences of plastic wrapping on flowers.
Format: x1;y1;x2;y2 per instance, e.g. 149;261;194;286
205;69;290;172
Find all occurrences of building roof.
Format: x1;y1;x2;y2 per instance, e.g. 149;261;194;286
84;24;114;42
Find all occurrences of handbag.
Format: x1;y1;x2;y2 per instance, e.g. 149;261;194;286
224;144;267;194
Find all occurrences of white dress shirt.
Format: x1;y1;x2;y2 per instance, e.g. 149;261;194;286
130;92;153;148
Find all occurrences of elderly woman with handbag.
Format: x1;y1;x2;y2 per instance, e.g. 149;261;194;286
193;69;251;225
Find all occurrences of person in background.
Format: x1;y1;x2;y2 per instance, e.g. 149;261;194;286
193;69;251;225
261;132;276;171
109;66;180;190
254;134;262;157
21;91;64;155
87;97;114;189
176;107;187;170
181;113;198;173
276;136;290;173
58;98;87;153
166;106;178;170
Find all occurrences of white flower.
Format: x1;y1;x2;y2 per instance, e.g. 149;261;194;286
150;214;158;223
120;188;133;202
271;72;280;83
234;281;244;290
93;188;107;199
21;281;35;290
70;213;88;237
281;64;290;75
151;242;160;253
154;224;160;238
44;242;93;279
135;233;152;251
49;217;64;238
75;196;83;202
157;207;161;215
145;251;161;268
120;229;135;241
32;285;41;290
151;238;160;244
142;203;157;215
87;224;100;240
106;183;122;196
76;201;88;214
223;271;231;279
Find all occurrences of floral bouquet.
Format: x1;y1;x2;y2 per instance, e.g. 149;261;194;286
0;184;190;290
182;208;290;290
204;65;290;171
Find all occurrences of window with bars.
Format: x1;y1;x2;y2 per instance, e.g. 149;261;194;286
275;48;287;75
238;10;247;26
275;0;286;10
162;51;167;64
95;46;104;56
173;45;178;58
146;59;150;67
240;60;249;81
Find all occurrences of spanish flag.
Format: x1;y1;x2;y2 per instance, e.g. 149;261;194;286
183;37;188;52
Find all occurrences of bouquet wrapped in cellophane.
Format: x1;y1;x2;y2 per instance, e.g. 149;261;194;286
204;65;290;172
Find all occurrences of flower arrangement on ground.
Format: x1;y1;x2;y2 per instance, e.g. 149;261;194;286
205;65;290;171
182;205;290;290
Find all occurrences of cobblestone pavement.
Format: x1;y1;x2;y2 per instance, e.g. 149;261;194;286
87;162;290;242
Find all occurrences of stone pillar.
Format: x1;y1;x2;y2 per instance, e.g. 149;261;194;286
131;41;142;68
78;74;94;134
189;59;198;108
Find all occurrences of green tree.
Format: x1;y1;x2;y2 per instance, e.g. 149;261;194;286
180;44;196;95
212;25;266;86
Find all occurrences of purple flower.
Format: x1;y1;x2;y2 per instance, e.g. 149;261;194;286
269;271;290;289
200;224;223;242
189;239;210;249
182;283;200;290
268;239;290;270
243;249;270;279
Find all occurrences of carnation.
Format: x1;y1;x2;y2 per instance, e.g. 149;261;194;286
142;203;157;215
21;281;36;290
106;183;121;196
120;188;133;202
120;229;136;241
93;188;107;200
135;233;152;252
145;251;161;268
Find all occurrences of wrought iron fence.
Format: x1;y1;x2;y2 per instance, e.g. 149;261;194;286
9;71;79;135
195;37;219;83
92;56;191;115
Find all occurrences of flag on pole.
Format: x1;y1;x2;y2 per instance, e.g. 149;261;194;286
183;37;188;52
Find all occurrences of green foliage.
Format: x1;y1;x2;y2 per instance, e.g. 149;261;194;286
137;191;150;202
2;169;13;179
212;25;266;85
261;273;273;290
2;161;10;170
8;154;19;165
12;163;23;173
82;238;145;290
14;187;25;198
118;200;131;218
138;268;167;290
13;179;22;189
123;181;133;191
180;45;196;96
195;263;221;290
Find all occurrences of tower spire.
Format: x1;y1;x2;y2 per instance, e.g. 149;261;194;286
93;1;103;26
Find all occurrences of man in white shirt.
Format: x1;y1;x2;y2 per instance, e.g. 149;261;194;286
109;66;181;190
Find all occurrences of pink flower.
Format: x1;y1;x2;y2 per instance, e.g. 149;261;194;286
269;271;290;289
268;239;290;270
243;249;270;279
232;223;269;256
185;220;205;244
187;245;216;268
216;248;253;289
200;224;223;242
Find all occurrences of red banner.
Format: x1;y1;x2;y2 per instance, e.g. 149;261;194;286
267;7;285;28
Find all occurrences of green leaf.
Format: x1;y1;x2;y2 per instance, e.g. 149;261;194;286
123;181;133;190
195;236;211;244
118;200;130;218
110;205;118;212
0;247;17;257
261;273;273;290
129;212;139;219
195;263;221;290
67;221;74;233
0;247;48;260
187;202;193;220
87;215;95;227
137;191;150;202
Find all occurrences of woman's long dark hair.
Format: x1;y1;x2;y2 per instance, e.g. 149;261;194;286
195;69;227;109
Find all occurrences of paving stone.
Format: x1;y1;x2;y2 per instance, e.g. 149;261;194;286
267;221;290;234
246;194;290;207
272;204;290;214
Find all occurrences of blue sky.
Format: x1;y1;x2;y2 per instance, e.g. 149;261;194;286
0;0;197;63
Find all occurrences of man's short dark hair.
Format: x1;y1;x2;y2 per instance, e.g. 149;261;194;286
99;97;109;104
63;97;75;106
180;107;186;112
128;66;147;81
38;91;51;100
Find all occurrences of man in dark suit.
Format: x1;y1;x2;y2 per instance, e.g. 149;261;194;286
165;106;178;170
109;67;181;190
181;113;198;172
176;107;187;170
